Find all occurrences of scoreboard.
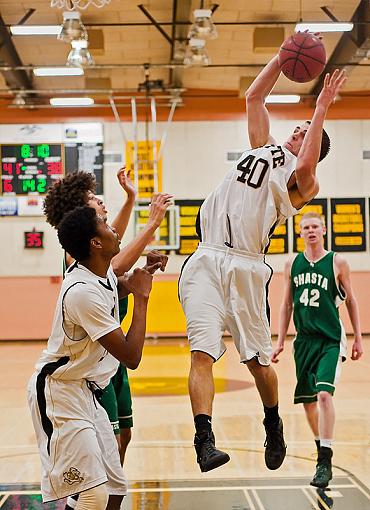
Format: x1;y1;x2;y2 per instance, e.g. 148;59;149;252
1;144;63;195
0;142;104;196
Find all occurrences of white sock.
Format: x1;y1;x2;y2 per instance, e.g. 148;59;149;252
320;438;333;449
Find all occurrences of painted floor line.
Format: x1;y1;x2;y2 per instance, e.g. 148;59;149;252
251;488;266;510
0;483;356;496
243;489;257;510
0;495;9;508
347;476;370;502
301;487;321;510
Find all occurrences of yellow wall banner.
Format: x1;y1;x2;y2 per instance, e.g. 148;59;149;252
125;141;162;199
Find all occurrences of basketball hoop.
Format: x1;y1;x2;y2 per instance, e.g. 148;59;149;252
51;0;111;10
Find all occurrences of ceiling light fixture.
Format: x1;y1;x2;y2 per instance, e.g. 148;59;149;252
188;9;218;40
66;39;94;67
10;25;62;36
50;97;94;106
173;40;187;62
295;22;353;32
58;11;88;42
34;67;84;76
51;0;111;10
184;38;210;66
265;95;301;104
12;93;26;106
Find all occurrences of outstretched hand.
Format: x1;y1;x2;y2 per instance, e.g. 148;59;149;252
148;192;173;229
316;69;347;109
117;166;137;200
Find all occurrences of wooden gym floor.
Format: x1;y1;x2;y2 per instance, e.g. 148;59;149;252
0;337;369;509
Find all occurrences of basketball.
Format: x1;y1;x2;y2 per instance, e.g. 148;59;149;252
278;32;326;83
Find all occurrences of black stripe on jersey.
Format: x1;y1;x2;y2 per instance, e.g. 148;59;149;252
66;260;78;274
99;278;113;291
263;260;274;325
195;207;202;241
263;221;278;254
36;356;70;455
61;282;88;341
224;214;234;248
177;253;195;301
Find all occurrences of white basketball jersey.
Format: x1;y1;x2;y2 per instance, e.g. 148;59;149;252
35;262;120;388
198;145;298;253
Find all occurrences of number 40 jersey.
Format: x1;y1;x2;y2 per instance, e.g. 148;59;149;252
197;145;298;254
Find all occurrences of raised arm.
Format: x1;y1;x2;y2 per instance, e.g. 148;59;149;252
271;259;293;363
290;70;347;208
111;192;172;276
245;55;281;148
335;255;363;361
110;167;136;239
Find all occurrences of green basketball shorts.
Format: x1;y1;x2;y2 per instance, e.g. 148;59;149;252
293;335;342;404
100;364;133;432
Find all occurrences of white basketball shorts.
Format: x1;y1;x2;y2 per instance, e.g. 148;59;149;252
27;372;127;503
179;243;273;365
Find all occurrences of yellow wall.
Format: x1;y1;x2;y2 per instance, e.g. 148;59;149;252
122;277;186;336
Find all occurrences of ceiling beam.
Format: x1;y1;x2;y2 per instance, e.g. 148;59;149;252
169;0;192;88
138;4;172;44
0;13;34;92
311;0;370;97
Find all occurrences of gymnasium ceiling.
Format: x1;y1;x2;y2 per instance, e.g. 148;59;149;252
0;0;369;115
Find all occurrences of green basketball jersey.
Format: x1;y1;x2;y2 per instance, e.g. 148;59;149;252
291;251;346;341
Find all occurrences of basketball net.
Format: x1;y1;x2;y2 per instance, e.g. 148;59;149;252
50;0;111;10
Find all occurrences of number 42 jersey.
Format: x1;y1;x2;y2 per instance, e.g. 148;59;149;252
291;251;346;342
198;145;298;254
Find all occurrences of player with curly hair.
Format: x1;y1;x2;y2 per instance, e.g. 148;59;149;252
43;168;171;510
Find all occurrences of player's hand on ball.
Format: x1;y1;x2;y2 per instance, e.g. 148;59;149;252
145;250;168;273
316;69;347;109
271;344;284;363
117;166;137;199
148;192;173;228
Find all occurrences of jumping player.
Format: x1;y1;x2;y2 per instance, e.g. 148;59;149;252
179;55;347;473
272;212;363;487
27;206;159;509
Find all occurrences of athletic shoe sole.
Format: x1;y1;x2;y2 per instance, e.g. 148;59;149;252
200;452;230;472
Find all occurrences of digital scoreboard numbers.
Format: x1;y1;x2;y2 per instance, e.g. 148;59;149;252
1;143;63;195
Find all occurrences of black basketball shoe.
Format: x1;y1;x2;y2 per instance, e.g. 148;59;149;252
310;447;333;488
263;417;287;470
194;431;230;472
